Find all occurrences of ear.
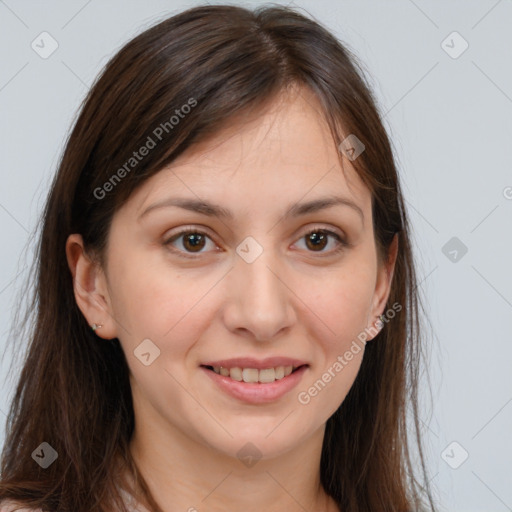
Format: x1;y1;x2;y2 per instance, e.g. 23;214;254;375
65;233;118;340
367;232;399;340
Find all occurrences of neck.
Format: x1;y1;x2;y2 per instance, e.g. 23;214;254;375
124;415;338;512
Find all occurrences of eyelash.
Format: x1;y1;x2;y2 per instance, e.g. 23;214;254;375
163;226;349;260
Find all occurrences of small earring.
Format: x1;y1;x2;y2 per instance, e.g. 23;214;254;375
375;315;385;330
91;323;103;332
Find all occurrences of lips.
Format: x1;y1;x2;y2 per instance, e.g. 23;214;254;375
200;363;308;404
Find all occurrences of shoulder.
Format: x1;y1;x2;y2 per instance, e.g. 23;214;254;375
0;500;43;512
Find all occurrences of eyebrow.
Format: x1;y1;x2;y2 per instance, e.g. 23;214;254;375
138;195;364;224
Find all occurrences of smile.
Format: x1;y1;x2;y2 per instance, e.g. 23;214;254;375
200;364;309;404
202;365;304;383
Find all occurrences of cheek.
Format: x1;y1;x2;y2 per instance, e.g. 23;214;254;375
106;248;177;340
297;342;365;419
297;264;376;346
305;264;375;410
108;249;216;358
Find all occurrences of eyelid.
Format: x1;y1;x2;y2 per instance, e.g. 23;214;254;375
163;226;219;259
163;223;349;258
301;224;347;242
295;225;350;254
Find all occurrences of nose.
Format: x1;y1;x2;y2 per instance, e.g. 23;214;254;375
222;246;295;342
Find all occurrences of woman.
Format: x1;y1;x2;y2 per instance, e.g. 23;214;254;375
0;4;438;511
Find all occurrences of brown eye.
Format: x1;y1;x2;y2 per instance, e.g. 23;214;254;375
305;231;329;251
181;232;206;252
164;226;348;260
296;228;347;255
164;228;216;258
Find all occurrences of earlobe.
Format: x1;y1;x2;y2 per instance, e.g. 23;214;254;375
367;232;399;341
385;232;399;287
65;234;117;339
380;232;399;302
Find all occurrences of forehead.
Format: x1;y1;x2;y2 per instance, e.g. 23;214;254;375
132;85;371;218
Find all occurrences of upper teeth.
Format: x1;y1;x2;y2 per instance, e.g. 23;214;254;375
212;366;297;383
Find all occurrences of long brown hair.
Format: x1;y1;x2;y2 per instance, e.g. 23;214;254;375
0;4;438;511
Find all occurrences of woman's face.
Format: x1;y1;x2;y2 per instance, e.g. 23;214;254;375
71;86;396;462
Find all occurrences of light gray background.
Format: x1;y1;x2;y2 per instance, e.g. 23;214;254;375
1;1;511;511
